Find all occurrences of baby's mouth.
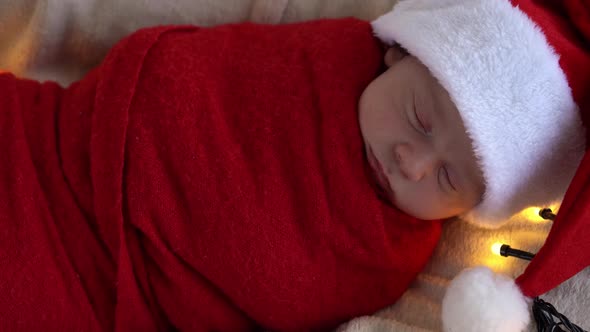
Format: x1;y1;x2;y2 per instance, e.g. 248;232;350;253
366;146;394;202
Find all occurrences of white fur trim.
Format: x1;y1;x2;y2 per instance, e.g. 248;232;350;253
372;0;585;227
442;266;529;332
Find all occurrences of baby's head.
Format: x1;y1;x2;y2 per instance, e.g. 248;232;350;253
360;0;589;227
359;46;485;220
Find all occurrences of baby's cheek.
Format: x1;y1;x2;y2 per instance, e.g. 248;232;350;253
394;188;453;220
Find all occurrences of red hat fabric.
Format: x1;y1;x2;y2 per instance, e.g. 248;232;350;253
438;0;590;330
514;0;590;299
371;0;588;228
517;149;590;298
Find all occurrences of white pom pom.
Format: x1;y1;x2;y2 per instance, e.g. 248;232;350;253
442;266;530;332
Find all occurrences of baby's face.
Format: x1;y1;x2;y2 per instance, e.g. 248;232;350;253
359;47;485;220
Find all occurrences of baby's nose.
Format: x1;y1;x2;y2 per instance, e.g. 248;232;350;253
394;143;436;181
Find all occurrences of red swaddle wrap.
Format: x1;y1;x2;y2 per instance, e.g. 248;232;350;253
0;19;441;331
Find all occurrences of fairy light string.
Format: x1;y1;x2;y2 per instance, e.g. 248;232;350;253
488;207;587;332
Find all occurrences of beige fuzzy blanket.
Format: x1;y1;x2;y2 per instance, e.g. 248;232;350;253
1;1;588;331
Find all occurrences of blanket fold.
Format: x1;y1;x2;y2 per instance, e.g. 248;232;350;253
0;19;441;331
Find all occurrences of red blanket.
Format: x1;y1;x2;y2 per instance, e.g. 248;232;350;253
0;19;441;331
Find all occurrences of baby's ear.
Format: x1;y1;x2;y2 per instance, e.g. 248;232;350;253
384;45;408;67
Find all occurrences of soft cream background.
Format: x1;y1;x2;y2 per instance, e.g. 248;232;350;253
1;1;588;330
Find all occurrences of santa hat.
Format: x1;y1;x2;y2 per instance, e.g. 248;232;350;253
371;0;590;330
371;0;590;228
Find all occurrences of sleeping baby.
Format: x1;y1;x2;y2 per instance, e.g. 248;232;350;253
0;0;587;331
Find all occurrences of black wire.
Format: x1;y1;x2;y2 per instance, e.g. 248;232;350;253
533;297;587;332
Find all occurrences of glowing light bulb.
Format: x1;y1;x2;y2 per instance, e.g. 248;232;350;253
521;207;545;222
491;242;504;256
